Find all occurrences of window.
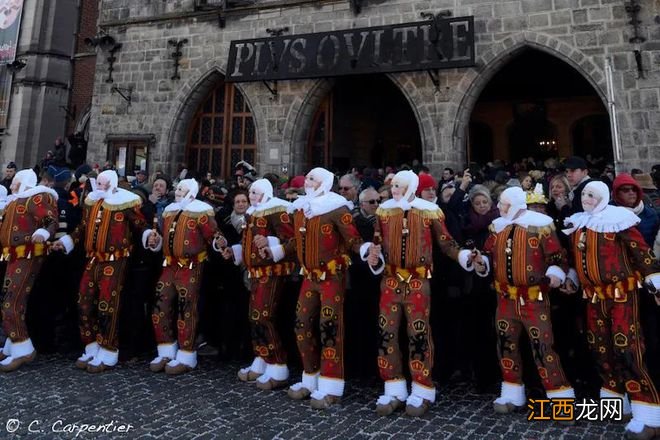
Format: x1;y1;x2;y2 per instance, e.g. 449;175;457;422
187;81;256;179
106;135;154;177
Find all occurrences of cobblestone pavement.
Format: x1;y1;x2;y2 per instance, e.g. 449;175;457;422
0;354;626;439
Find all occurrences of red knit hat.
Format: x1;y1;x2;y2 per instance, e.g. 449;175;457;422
416;173;437;196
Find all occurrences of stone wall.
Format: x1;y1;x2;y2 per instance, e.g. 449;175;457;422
88;0;660;176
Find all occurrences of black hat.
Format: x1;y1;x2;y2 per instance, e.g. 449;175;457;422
6;161;16;169
564;156;588;170
74;164;92;181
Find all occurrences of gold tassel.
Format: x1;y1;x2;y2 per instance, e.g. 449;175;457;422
592;294;598;304
189;261;193;269
519;296;525;306
614;288;621;299
320;272;326;281
162;259;167;267
109;254;115;262
27;251;31;259
637;280;643;289
538;291;543;302
582;291;588;299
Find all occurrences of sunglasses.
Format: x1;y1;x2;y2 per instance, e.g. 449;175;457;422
363;199;381;205
338;186;354;191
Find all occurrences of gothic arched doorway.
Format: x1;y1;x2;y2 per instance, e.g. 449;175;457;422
306;75;422;173
186;79;256;178
468;49;612;164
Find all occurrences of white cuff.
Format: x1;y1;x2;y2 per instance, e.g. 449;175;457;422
60;234;74;254
269;245;285;263
546;387;575;399
155;342;178;360
360;242;373;260
410;381;436;403
7;338;34;358
142;229;162;251
171;350;197;368
567;268;580;288
497;382;526;406
645;273;660;291
360;241;385;275
258;363;289;382
458;249;474;272
266;236;281;247
629;401;660;428
212;235;227;252
317;376;345;397
384;379;409;401
301;371;319;391
32;228;51;241
476;255;490;277
545;265;566;283
231;244;243;266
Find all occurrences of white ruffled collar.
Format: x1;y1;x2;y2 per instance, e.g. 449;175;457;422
289;191;353;218
247;196;290;215
6;185;59;203
86;187;140;206
492;210;553;233
562;205;640;235
379;197;438;212
164;199;213;214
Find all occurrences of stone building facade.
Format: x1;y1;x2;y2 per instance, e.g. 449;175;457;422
0;0;78;169
89;0;660;178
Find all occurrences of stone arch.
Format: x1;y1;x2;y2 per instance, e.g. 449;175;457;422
451;31;608;163
287;71;435;174
162;60;265;176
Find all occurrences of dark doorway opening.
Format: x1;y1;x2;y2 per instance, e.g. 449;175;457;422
468;49;612;164
307;75;422;172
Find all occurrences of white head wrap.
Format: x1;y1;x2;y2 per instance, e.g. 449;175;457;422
305;167;334;198
563;180;640;235
12;169;37;194
247;178;290;215
498;187;527;222
176;178;198;209
581;181;609;214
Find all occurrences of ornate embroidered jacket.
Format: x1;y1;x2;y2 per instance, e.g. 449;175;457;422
69;192;146;260
569;226;659;300
242;206;295;277
0;192;57;260
160;205;219;266
483;223;568;300
375;206;461;276
287;206;362;277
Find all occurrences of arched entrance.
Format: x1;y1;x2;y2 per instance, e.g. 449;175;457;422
306;75;422;172
468;49;612;164
186;78;256;178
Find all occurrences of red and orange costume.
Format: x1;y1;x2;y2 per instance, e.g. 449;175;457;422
564;181;660;437
0;170;57;372
285;167;363;409
232;178;295;388
365;171;474;416
146;179;222;374
482;187;575;412
59;171;147;372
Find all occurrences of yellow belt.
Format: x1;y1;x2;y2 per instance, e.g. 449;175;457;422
300;255;351;281
583;274;641;303
1;243;46;261
163;251;208;268
384;265;432;283
86;248;131;263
